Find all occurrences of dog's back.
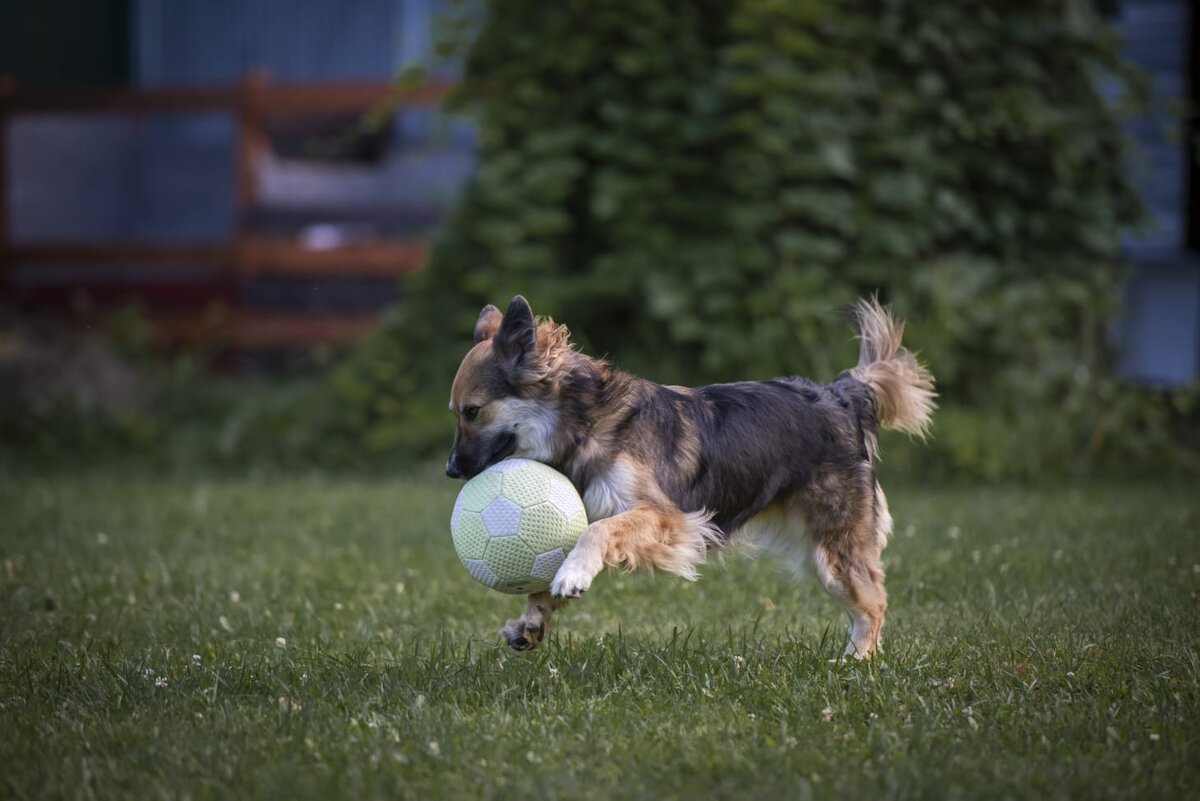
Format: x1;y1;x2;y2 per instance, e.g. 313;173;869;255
631;298;934;540
649;376;878;537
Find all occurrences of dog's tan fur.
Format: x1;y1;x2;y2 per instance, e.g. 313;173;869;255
449;296;935;657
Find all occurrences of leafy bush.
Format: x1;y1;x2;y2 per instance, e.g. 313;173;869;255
326;0;1196;478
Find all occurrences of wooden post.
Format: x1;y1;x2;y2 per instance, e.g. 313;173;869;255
234;70;269;233
231;70;270;347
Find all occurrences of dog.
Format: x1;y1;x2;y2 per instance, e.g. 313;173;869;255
446;295;935;657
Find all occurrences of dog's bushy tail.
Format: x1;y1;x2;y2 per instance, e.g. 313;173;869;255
850;297;936;438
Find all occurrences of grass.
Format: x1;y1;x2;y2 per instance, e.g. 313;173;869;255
1;467;1197;800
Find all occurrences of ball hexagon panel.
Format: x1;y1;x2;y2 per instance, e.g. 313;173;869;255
481;495;522;538
459;471;504;512
462;558;499;589
451;508;489;560
518;502;584;555
546;476;586;519
483;536;536;584
530;548;566;582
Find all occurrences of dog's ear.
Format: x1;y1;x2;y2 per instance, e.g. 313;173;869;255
473;304;502;344
493;295;536;371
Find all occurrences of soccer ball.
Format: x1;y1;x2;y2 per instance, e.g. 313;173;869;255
450;459;588;594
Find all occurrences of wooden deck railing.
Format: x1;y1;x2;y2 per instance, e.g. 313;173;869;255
0;73;456;347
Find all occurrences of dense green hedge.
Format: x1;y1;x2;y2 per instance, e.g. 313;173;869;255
322;0;1196;478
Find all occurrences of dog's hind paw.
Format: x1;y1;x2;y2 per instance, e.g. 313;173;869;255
500;617;544;650
500;612;546;651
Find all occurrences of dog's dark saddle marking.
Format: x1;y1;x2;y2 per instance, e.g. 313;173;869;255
606;374;879;540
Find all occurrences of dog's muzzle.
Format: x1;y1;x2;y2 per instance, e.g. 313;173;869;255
445;433;517;480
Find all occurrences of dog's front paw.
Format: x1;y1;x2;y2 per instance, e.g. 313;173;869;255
550;551;601;599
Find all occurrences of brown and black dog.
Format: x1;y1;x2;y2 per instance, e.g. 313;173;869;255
446;295;935;657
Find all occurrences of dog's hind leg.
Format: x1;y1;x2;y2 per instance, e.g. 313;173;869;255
550;503;719;599
805;473;892;658
501;591;571;651
812;543;887;658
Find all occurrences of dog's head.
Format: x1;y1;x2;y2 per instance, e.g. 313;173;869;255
446;295;569;479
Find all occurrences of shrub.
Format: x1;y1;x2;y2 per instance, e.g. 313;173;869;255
327;0;1196;478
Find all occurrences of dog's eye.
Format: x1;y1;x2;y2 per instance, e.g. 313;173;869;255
462;405;480;422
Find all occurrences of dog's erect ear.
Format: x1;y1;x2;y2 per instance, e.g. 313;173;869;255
493;295;536;369
473;304;503;344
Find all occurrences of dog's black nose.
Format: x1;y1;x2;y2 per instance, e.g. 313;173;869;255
445;455;464;479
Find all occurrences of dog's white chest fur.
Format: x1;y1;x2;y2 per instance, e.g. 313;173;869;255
581;460;636;520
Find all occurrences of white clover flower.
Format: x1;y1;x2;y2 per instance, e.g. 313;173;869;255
275;637;287;649
229;591;241;603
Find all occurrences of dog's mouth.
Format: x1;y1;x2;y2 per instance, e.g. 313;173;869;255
488;432;518;465
466;432;517;479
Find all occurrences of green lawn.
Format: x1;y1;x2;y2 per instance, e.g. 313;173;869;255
1;468;1197;800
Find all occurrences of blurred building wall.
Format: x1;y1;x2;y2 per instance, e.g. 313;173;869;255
7;0;469;247
1115;0;1200;385
135;0;419;85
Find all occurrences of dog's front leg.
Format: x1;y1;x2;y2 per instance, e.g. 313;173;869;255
549;519;611;598
501;591;568;651
551;504;711;599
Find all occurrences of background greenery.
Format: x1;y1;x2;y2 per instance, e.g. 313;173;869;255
326;0;1197;479
4;0;1198;478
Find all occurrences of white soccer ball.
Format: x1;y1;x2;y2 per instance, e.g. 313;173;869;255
450;458;588;594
